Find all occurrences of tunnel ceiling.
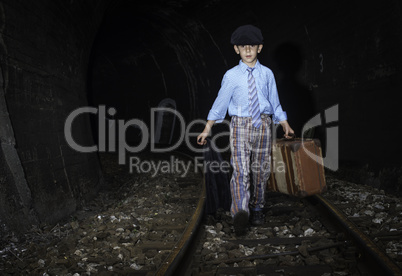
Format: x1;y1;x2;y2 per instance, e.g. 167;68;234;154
89;0;233;123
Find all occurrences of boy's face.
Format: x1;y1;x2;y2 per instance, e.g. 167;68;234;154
234;44;263;67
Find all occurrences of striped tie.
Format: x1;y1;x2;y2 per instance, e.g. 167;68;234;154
247;67;261;128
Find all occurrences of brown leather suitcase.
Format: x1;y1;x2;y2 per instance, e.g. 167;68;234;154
268;138;326;197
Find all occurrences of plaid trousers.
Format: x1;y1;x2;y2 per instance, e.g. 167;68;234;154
229;115;272;216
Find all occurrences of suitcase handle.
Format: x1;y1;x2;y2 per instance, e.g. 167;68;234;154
283;133;296;141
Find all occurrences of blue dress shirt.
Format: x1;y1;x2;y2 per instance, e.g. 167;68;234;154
207;60;287;124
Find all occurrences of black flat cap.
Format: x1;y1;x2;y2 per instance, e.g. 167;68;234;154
231;25;263;45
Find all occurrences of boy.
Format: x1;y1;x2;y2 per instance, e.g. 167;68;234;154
197;25;294;236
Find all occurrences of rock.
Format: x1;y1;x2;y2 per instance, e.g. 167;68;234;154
279;255;294;266
217;252;229;260
305;255;320;265
135;253;146;265
304;228;315;237
55;258;69;265
145;249;157;258
216;223;223;232
201;248;213;257
204;252;218;261
227;249;242;259
38;259;45;268
70;221;79;230
130;263;142;270
298;244;309;257
223;242;237;251
97;231;110;240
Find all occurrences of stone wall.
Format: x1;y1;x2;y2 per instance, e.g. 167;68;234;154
0;0;109;235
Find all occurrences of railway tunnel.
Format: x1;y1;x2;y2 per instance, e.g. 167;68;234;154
1;0;402;240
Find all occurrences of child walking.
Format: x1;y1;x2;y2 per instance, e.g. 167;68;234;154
197;25;294;236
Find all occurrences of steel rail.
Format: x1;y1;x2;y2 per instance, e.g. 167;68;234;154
311;194;402;276
155;152;206;276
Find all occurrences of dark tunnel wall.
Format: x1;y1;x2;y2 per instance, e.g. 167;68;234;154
0;0;110;235
1;0;402;236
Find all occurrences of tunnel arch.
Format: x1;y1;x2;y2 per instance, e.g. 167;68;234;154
88;1;230;126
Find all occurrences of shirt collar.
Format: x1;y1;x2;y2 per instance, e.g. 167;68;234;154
239;59;261;74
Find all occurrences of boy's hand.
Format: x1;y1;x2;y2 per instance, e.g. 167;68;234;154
197;132;209;145
279;120;295;139
197;120;215;145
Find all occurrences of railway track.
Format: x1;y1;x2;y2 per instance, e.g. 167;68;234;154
309;194;401;276
1;152;401;275
180;192;402;276
156;153;402;276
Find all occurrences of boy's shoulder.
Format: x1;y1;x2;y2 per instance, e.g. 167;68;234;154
220;64;243;82
225;63;242;75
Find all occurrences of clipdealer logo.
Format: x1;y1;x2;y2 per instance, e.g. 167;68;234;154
64;104;339;175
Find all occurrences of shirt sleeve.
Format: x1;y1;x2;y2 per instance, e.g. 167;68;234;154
207;73;233;123
268;72;287;124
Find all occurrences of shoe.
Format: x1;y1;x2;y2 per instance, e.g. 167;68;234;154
250;210;265;226
233;210;249;236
